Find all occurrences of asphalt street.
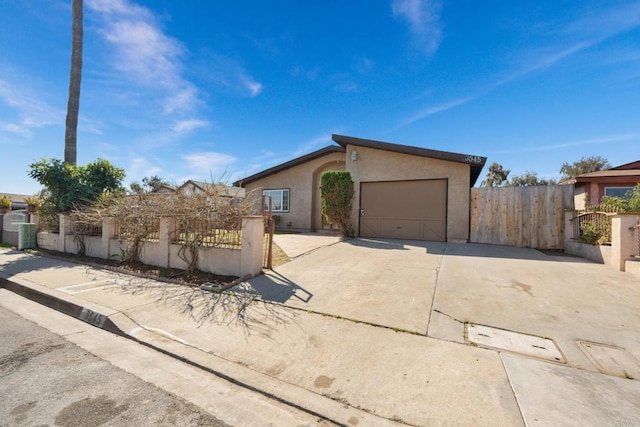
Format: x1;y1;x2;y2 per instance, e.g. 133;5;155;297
0;304;229;427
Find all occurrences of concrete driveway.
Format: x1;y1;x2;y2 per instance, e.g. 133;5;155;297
243;234;640;377
242;237;446;332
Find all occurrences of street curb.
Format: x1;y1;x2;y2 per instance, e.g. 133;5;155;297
0;277;127;338
0;276;357;426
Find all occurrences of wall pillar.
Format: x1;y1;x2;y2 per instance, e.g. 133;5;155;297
101;218;116;259
611;215;638;271
240;216;264;277
564;210;576;248
58;214;71;252
29;212;40;230
159;217;175;268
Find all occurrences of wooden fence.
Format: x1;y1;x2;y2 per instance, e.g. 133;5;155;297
470;185;574;249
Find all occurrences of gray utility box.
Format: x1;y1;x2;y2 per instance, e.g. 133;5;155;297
18;223;37;250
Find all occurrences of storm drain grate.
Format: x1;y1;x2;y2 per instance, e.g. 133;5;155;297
466;323;565;363
577;341;640;379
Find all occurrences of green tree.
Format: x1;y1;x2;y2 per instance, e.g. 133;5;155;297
28;158;125;212
560;156;610;179
65;0;83;165
508;171;557;187
482;162;510;187
130;175;171;194
320;171;354;236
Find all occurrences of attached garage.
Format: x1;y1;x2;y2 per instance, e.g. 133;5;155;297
235;134;486;242
359;179;447;241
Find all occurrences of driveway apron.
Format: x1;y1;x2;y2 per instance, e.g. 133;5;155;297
243;238;446;333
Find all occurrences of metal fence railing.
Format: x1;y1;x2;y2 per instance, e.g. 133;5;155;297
632;222;640;258
172;216;242;248
570;211;613;244
114;217;160;241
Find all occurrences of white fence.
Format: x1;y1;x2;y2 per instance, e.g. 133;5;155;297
34;213;265;278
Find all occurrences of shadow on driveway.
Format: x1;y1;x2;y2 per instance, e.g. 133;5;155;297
234;271;313;304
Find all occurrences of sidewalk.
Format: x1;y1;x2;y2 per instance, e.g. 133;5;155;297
2;246;640;426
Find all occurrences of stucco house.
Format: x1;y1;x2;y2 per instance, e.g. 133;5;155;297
563;160;640;210
235;134;486;242
176;180;246;199
1;193;29;211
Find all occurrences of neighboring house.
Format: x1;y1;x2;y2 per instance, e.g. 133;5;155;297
562;161;640;210
154;184;177;194
234;134;486;242
177;180;246;199
2;193;29;211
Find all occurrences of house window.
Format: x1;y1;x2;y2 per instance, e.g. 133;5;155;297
263;189;290;212
604;187;633;199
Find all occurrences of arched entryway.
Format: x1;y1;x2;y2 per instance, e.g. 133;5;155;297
311;160;346;231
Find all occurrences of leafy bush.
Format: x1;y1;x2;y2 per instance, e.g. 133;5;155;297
579;218;611;245
320;171;354;236
24;195;42;212
596;184;640;213
0;195;11;210
28;158;125;212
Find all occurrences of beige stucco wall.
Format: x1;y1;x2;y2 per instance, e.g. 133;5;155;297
345;145;472;242
574;183;587;210
245;152;346;231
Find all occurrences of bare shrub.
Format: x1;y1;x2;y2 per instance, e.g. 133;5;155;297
72;182;260;274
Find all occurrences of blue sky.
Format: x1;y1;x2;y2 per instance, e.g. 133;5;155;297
1;0;639;194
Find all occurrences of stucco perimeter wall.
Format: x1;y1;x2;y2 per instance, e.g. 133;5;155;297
346;145;471;242
244;152;345;231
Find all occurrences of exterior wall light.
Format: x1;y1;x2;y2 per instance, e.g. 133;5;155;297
351;150;358;161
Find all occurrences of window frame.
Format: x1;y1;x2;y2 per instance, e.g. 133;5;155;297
262;188;290;213
604;186;633;199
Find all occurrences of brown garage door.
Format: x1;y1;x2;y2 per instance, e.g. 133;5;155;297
359;179;447;241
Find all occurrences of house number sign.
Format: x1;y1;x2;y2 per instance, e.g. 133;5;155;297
79;307;107;328
464;155;484;164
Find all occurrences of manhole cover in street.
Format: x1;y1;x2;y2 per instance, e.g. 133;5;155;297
577;341;640;379
466;323;565;363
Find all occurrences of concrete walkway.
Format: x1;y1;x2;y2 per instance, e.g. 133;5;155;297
1;237;640;426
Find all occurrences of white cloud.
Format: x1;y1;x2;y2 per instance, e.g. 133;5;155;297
293;133;334;156
182;151;237;175
333;81;359;93
245;80;264;97
203;53;264;98
129;156;162;176
163;87;199;115
87;0;200;114
1;123;31;138
564;2;640;40
392;0;443;55
499;134;640;153
172;119;210;134
0;79;64;139
396;97;472;129
395;2;640;130
86;0;151;17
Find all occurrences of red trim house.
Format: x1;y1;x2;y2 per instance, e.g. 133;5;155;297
564;161;640;209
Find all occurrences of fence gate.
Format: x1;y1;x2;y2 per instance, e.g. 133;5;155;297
470;185;574;249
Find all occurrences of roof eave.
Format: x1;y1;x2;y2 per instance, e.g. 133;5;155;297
234;145;345;187
332;134;487;186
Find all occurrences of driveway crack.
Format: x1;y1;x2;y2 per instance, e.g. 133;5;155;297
426;243;447;334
